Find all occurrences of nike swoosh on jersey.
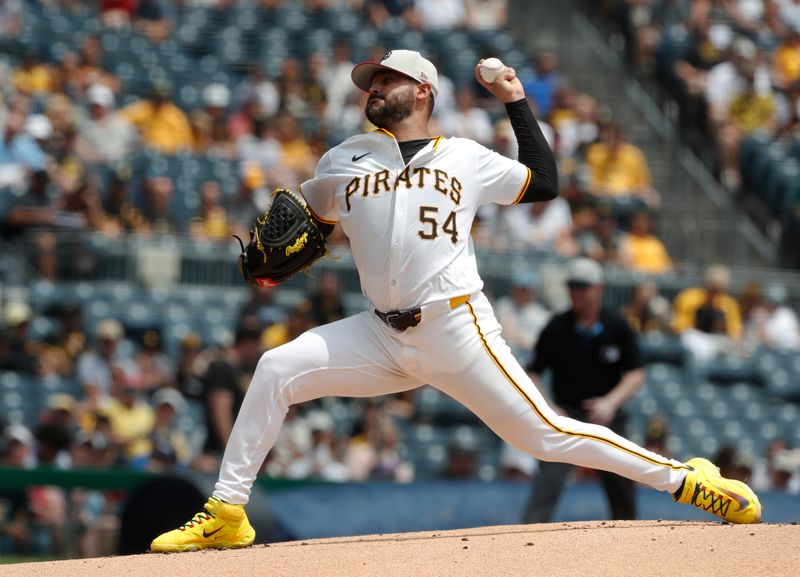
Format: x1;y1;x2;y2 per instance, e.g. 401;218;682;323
203;526;224;538
708;481;750;511
352;152;371;162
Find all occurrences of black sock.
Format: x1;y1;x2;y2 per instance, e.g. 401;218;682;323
673;476;687;499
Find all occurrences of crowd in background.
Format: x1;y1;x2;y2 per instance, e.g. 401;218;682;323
0;0;681;281
2;0;800;558
607;0;800;231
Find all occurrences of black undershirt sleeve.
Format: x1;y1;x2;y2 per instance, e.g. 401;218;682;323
505;98;559;203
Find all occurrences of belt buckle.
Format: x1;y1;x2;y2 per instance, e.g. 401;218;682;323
385;312;404;329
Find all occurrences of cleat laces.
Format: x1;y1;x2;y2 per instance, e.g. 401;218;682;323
180;509;214;531
691;483;732;517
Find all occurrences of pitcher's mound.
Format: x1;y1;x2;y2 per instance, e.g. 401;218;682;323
5;521;798;577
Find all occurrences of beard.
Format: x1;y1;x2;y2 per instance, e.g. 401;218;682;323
365;89;414;127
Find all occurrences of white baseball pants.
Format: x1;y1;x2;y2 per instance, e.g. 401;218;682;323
214;292;688;504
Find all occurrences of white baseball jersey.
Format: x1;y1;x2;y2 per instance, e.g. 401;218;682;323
213;129;689;514
301;129;531;312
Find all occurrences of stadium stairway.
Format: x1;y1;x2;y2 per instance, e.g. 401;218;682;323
508;0;775;268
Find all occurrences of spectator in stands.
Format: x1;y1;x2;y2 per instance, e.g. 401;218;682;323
593;207;626;264
273;112;316;182
136;330;175;392
323;40;358;125
40;303;86;376
750;284;800;350
571;202;605;260
120;83;194;154
134;0;171;43
366;0;421;29
262;305;316;348
303;52;330;122
101;367;155;468
76;84;136;164
523;258;645;523
0;424;35;469
688;0;761;35
286;410;350;482
99;0;136;27
12;49;54;98
671;264;742;360
228;96;263;144
301;272;344;327
101;168;149;235
0;301;41;374
149;387;191;470
618;210;673;275
237;119;281;174
643;414;671;458
72;35;121;95
191;84;235;157
618;0;691;70
76;318;125;402
263;405;313;478
43;394;79;439
717;70;778;190
175;332;205;401
584;123;660;208
442;440;479;478
234;64;280;120
440;87;494;145
621;279;672;333
189;180;231;242
140;175;180;235
228;163;269;238
415;0;467;30
0;0;22;37
499;442;537;479
277;58;308;118
239;286;288;330
59;179;109;234
771;23;800;89
673;15;734;123
500;195;577;255
0;424;36;553
555;93;598;159
494;271;551;362
522;50;562;121
0;109;46;191
717;33;775;113
464;0;507;30
752;438;799;491
198;324;262;467
34;421;73;469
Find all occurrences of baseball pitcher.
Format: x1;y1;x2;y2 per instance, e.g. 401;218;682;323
151;50;760;552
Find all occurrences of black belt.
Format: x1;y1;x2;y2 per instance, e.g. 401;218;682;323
374;307;422;331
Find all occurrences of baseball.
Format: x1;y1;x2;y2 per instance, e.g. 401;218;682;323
479;57;506;83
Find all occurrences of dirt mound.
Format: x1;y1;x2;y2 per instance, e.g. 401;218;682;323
5;521;798;577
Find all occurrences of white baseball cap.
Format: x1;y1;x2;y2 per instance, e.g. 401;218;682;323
351;49;439;98
25;114;53;140
202;83;230;108
566;258;604;287
87;84;115;109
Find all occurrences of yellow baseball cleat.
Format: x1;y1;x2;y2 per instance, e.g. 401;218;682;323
150;497;256;552
674;457;762;524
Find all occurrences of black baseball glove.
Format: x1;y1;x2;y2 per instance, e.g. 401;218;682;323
234;189;328;288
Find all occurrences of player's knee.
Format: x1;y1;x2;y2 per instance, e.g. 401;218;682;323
253;348;304;404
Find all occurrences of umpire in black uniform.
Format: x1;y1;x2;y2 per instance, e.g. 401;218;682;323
522;258;645;523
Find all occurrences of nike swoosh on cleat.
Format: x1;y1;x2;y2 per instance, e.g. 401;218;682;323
708;482;750;511
352;152;371;162
203;526;224;538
